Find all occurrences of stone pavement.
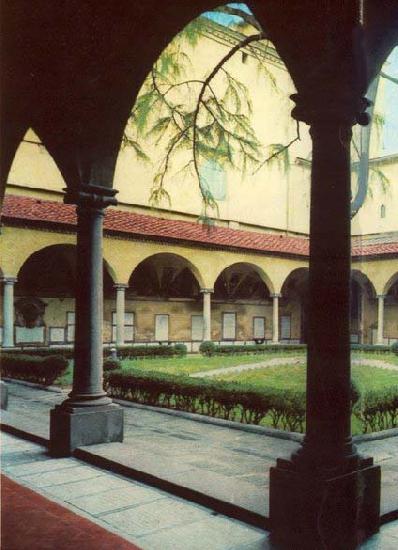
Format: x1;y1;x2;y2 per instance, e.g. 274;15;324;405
1;431;267;550
1;381;398;531
2;431;398;549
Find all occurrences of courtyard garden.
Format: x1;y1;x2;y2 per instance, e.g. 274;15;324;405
2;345;397;436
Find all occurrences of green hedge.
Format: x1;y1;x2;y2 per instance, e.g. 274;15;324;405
199;342;306;357
107;344;187;360
104;368;307;431
0;353;68;385
350;343;392;354
353;386;398;433
7;347;74;359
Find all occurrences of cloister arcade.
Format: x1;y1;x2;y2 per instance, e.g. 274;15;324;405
2;238;397;350
2;1;398;546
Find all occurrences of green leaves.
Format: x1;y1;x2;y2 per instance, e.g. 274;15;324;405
124;11;284;216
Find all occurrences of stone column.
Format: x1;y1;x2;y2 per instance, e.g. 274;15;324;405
377;294;385;345
270;96;380;547
2;277;16;348
115;284;128;346
271;293;281;344
201;289;213;341
50;185;123;457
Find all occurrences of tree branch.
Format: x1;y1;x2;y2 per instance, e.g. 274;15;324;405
252;122;301;175
380;71;398;85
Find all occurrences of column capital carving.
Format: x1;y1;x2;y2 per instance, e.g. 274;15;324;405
114;283;129;290
377;294;386;299
1;277;17;284
271;293;282;299
200;288;214;294
290;92;370;127
63;185;118;209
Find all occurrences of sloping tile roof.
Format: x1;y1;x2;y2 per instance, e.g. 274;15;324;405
2;194;398;259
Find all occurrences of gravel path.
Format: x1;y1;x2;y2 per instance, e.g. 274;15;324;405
191;356;398;378
190;356;302;378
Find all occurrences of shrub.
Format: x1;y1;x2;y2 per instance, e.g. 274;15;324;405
104;368;306;432
199;341;216;357
391;342;398;356
103;358;122;371
350;343;391;354
108;344;183;360
174;343;188;357
199;342;306;356
0;353;68;385
5;347;74;359
353;386;398;433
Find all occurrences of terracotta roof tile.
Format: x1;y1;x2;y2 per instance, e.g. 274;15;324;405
2;195;398;258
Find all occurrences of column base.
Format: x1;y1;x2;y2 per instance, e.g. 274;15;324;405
49;403;124;457
269;460;381;549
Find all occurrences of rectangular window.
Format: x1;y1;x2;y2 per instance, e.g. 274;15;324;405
49;327;65;343
253;316;265;339
66;312;75;342
112;312;135;342
280;315;291;340
191;315;204;341
222;312;236;340
155;314;169;341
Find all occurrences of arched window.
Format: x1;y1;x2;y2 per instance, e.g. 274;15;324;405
380;204;386;218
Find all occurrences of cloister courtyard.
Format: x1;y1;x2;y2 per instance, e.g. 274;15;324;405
2;1;398;549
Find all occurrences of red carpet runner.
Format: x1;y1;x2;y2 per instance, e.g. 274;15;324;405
1;474;141;549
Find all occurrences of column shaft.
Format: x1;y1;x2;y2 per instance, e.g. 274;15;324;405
300;121;355;468
115;285;127;346
69;202;110;404
377;295;385;345
202;290;212;341
272;294;280;344
2;279;16;348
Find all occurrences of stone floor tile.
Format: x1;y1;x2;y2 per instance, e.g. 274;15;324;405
19;465;103;488
101;496;211;536
40;474;132;500
136;515;266;550
67;484;166;516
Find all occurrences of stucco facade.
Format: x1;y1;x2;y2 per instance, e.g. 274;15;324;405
1;21;397;348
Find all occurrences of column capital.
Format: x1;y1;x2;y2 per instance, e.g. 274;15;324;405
63;185;118;209
271;293;282;299
1;277;17;285
114;283;129;290
200;288;214;294
377;294;386;300
290;92;370;127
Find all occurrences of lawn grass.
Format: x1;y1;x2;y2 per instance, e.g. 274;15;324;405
120;351;305;376
213;362;398;393
54;352;397;435
55;350;398;386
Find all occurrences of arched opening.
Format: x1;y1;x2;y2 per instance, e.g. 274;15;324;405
15;245;114;346
350;270;377;344
127;253;201;343
281;268;309;344
384;273;398;344
213;262;272;342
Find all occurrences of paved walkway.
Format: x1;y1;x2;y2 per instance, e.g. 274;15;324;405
1;432;266;550
191;356;398;378
2;381;398;526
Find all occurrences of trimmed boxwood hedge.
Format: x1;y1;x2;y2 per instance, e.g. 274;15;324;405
353;386;398;433
0;353;68;385
104;369;363;433
107;344;187;360
199;342;306;356
104;368;307;432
